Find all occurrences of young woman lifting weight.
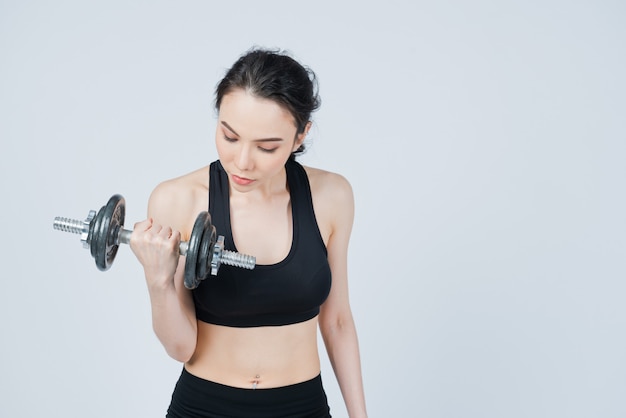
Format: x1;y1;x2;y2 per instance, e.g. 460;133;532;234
130;48;367;418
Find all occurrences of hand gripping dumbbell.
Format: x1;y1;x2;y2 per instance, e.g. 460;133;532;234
53;194;256;289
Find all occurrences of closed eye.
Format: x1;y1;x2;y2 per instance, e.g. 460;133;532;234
224;134;276;153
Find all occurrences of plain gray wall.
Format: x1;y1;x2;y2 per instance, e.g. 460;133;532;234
1;1;625;417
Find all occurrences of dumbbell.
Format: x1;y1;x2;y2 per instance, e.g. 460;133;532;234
53;194;256;289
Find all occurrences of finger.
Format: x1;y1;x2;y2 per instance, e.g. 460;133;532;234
134;218;154;232
158;225;173;239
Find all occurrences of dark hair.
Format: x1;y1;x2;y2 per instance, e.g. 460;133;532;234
215;48;321;155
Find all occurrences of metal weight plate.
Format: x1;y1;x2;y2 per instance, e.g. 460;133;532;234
89;204;105;261
93;194;125;271
184;212;210;290
197;215;217;280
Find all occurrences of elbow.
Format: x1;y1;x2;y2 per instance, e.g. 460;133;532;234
165;340;196;363
319;309;355;336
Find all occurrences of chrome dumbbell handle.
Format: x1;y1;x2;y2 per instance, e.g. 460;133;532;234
116;228;255;274
116;229;190;254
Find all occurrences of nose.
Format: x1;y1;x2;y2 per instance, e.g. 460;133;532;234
235;144;254;171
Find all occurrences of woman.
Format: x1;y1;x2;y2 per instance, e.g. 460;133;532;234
130;48;367;418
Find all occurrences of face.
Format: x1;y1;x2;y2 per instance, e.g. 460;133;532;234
215;89;307;192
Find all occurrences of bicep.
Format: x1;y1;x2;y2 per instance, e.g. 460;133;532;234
146;182;182;224
148;182;198;322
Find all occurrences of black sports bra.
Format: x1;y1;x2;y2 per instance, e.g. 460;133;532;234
192;159;332;327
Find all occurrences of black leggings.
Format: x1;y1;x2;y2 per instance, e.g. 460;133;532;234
166;367;332;418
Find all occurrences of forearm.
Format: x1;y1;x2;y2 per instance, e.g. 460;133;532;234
147;281;197;362
321;315;368;418
130;217;197;361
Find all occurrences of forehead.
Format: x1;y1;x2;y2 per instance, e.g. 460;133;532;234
219;89;297;134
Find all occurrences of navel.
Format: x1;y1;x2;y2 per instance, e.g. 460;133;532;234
251;374;260;390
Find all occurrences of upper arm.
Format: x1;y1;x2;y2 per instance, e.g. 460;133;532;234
317;172;355;326
147;181;195;233
146;180;198;320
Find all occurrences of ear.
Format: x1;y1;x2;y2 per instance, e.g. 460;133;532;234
293;121;311;152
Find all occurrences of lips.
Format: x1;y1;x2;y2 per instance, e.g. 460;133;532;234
231;174;255;186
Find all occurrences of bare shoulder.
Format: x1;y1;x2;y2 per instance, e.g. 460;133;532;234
303;165;354;206
302;165;354;238
147;166;210;237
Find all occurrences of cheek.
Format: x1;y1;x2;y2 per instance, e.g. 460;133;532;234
268;153;294;174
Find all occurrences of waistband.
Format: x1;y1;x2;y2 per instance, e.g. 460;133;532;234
182;366;323;395
168;367;330;417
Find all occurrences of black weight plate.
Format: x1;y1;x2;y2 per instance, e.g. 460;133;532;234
106;196;125;267
94;194;125;271
89;205;105;261
197;216;216;280
184;212;210;289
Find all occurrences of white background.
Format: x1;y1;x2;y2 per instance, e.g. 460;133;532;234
1;1;625;417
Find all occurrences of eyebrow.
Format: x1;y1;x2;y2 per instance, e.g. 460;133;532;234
221;121;285;142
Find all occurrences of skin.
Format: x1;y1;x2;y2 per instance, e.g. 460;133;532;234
130;89;367;417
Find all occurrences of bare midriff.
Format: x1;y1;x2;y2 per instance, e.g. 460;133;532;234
185;316;321;389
